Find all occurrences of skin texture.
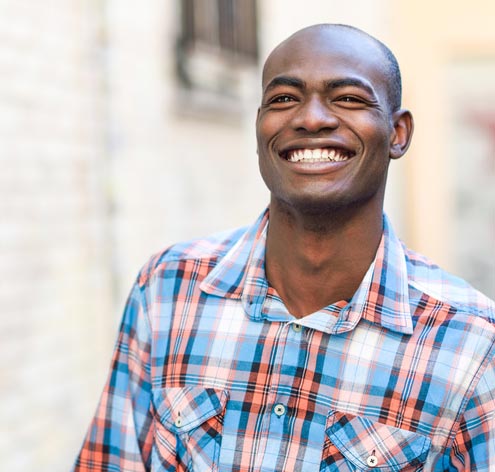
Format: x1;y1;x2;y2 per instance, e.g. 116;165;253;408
256;25;413;317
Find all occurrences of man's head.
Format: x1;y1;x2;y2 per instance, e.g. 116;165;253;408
256;24;413;218
263;24;403;113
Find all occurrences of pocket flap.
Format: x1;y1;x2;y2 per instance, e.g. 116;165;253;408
326;411;431;470
153;386;229;434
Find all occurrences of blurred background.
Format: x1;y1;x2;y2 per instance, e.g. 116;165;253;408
0;0;494;470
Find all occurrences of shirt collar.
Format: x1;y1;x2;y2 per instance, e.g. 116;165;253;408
351;216;413;335
200;210;269;303
200;209;413;335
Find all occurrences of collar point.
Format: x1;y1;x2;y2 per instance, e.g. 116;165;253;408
381;318;414;335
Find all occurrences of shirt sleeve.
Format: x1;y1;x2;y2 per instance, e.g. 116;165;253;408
449;355;495;471
73;281;154;471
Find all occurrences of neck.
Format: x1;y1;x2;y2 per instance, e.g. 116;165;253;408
265;199;384;318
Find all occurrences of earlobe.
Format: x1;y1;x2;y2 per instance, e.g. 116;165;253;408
389;109;414;160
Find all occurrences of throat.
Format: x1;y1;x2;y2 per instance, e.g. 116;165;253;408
265;249;360;318
265;205;383;318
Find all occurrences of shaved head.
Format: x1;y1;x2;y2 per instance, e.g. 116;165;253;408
263;24;402;112
256;22;414;220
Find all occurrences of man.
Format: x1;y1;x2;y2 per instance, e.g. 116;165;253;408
74;24;495;471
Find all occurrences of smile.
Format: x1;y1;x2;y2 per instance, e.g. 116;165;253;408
284;148;354;163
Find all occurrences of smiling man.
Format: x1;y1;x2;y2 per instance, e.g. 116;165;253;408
257;25;412;318
74;25;495;471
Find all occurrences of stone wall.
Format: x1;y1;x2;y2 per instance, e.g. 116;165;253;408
0;1;114;470
0;1;265;470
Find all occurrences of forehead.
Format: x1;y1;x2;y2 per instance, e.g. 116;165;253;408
262;28;389;94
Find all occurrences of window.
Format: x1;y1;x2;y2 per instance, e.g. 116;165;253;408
176;0;259;101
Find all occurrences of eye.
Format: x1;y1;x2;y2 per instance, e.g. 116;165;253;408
270;95;296;104
337;96;365;104
334;95;369;108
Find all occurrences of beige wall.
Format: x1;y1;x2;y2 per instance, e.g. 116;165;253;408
391;0;495;291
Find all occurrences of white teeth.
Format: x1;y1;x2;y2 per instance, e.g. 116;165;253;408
287;148;350;163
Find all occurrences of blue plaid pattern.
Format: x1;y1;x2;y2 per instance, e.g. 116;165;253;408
74;209;495;471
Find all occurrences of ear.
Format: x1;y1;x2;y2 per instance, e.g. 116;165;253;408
389;109;414;160
255;107;261;154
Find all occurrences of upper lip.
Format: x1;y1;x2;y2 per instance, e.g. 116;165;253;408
278;140;357;159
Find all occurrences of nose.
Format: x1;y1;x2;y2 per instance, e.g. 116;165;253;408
292;95;339;133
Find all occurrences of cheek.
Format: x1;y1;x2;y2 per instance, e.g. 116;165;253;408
257;153;279;195
257;121;272;145
257;114;288;149
368;118;393;144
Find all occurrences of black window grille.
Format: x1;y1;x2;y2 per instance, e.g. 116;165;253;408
180;0;258;60
177;0;259;91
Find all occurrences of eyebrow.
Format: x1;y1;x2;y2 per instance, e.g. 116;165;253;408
263;76;306;94
263;75;377;98
326;78;376;97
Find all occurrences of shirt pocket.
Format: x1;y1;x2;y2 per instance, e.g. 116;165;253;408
152;386;229;472
320;410;431;471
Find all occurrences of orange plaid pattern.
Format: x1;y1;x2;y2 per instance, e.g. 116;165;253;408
74;210;495;471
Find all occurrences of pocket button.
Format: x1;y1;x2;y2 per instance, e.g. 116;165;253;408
366;455;378;467
175;417;183;428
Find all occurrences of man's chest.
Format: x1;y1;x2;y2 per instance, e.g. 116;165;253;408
147;297;479;471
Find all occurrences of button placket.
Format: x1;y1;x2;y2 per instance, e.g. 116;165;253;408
273;403;286;417
291;323;303;333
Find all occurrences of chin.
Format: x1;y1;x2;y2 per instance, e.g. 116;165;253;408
274;189;383;221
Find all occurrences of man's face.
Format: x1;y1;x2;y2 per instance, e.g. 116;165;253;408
256;27;405;215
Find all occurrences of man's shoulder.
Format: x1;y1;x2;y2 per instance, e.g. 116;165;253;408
136;225;249;287
404;245;495;322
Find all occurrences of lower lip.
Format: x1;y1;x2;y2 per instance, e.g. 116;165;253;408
282;158;352;174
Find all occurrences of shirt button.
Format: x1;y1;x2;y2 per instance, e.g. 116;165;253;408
174;416;183;428
273;403;286;416
366;455;378;467
292;323;302;333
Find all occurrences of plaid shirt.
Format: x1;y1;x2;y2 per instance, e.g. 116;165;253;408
74;209;495;471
